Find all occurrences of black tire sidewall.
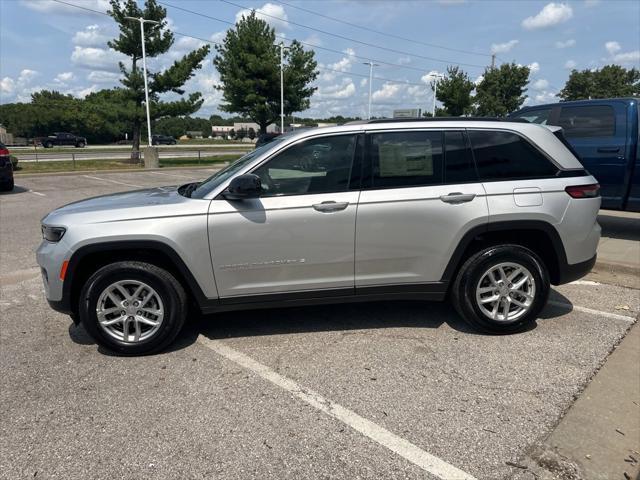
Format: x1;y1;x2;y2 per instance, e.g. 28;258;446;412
79;262;185;355
456;246;549;334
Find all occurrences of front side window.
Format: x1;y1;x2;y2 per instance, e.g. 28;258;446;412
468;130;557;181
252;134;357;197
557;105;615;138
370;131;443;188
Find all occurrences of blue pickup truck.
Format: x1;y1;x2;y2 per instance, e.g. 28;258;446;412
510;98;639;211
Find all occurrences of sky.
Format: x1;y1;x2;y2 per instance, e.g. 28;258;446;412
1;0;639;119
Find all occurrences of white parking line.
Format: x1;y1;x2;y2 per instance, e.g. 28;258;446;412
548;300;637;322
198;336;477;480
84;175;143;188
147;171;196;179
28;190;46;197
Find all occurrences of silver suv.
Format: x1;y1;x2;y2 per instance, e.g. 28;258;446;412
37;119;601;354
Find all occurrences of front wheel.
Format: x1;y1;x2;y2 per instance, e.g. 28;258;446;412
451;245;549;334
78;261;187;355
43;141;53;148
76;141;85;148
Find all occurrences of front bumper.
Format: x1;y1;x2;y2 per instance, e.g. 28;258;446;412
36;239;70;305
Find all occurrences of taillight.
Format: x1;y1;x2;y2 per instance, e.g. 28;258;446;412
0;149;9;156
565;184;600;199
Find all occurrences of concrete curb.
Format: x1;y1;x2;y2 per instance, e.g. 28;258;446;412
14;163;228;178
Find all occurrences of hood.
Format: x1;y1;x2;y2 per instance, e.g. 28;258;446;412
43;184;209;225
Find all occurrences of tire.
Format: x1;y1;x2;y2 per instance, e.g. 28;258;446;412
78;261;187;355
451;244;549;334
76;141;85;148
44;141;53;148
0;179;14;191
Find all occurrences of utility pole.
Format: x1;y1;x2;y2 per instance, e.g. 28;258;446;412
279;42;289;134
125;16;159;147
363;61;379;119
431;73;444;117
491;54;496;69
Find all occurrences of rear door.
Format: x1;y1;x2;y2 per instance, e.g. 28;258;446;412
556;103;627;209
355;129;488;289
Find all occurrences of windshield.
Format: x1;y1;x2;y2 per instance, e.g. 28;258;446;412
188;136;288;199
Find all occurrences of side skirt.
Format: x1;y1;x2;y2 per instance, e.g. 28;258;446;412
199;282;448;314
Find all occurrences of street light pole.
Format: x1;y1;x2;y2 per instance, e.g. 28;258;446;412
363;61;379;119
278;43;291;134
125;16;159;147
431;73;444;117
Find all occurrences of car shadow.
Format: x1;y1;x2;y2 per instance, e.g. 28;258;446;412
598;212;640;242
0;185;27;195
70;290;575;356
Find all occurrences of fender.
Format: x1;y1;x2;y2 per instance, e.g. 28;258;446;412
439;220;568;284
60;240;215;315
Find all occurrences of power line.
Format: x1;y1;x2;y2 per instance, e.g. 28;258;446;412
277;0;492;59
217;0;487;69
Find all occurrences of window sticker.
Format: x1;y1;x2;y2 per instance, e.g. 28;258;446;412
378;141;433;177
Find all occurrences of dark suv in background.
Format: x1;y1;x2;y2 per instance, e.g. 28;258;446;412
0;142;14;191
510;98;639;211
152;134;177;145
41;132;87;148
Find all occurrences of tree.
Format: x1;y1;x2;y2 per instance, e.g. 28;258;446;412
247;127;256;140
214;11;318;134
475;63;530;116
559;65;640;100
108;0;210;159
435;66;475;116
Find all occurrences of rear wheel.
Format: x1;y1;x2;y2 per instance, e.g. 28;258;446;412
76;141;85;148
0;179;14;191
451;245;549;334
43;141;53;148
79;261;187;355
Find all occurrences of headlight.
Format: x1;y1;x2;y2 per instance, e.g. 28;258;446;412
42;225;66;242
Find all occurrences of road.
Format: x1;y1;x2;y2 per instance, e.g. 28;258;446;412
1;169;638;480
10;143;250;151
15;149;250;163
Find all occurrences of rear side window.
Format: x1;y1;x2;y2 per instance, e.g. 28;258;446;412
370;131;443;188
557;105;615;138
444;131;476;183
512;108;552;125
468;130;557;181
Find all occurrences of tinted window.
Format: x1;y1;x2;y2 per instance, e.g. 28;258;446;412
512;108;552;125
468;130;557;180
558;105;615;138
370;131;443;188
444;131;476;183
253;134;356;197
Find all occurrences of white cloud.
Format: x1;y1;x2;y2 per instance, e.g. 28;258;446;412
555;39;576;49
564;59;577;69
491;40;519;54
53;72;75;85
473;74;484;86
533;90;559;104
18;69;39;83
319;48;356;82
71;46;125;72
235;3;290;31
360;78;368;87
531;79;549;90
421;70;444;84
302;33;323;47
528;62;540;74
584;0;600;6
603;42;640;66
397;56;412;65
20;0;109;15
72;24;110;47
210;31;226;45
317;78;356;100
605;41;621;55
522;3;573;30
87;71;120;83
1;77;15;94
372;82;401;101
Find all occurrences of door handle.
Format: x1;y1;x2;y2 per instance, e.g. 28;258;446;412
440;192;476;204
312;201;349;212
597;147;620;153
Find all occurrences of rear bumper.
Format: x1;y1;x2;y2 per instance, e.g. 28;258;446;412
556;254;597;285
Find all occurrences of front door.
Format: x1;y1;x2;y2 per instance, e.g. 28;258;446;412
208;133;361;298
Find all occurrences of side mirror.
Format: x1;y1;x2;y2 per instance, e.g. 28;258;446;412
223;173;262;200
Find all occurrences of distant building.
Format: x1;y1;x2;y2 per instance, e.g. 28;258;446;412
186;130;204;139
0;125;14;145
393;108;422;118
211;122;278;137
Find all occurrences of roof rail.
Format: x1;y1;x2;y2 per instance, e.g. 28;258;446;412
365;117;530;124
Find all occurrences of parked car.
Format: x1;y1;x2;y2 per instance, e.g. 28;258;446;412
152;134;177;145
38;118;600;354
255;132;281;148
41;132;87;148
509;98;639;211
0;142;14;191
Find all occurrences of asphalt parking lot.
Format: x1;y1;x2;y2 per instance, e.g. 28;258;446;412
1;169;638;480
